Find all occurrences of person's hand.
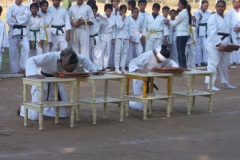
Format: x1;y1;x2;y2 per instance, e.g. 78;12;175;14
122;14;126;21
198;13;202;21
66;31;70;41
137;69;148;73
12;16;16;19
37;40;43;48
142;36;146;44
34;74;45;79
164;19;170;26
112;39;115;44
218;44;225;51
49;42;53;48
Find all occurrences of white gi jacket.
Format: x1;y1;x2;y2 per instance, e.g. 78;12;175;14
170;9;189;36
38;11;53;43
115;15;132;39
227;8;240;44
193;9;211;37
129;16;143;43
28;14;45;42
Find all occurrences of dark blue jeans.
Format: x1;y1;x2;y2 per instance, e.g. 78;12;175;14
176;36;189;68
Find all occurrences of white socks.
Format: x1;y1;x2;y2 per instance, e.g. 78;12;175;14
207;84;220;91
222;83;237;89
115;68;122;74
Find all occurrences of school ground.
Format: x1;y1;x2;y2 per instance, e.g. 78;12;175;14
0;69;240;159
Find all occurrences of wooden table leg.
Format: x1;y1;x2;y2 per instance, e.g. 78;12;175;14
93;105;97;125
103;80;108;119
120;102;124;122
209;95;213;113
24;108;28;127
143;80;147;98
70;106;74;128
76;105;80;122
192;75;195;92
149;78;153;115
103;104;107;119
125;100;129;117
167;76;172;96
187;96;192;116
126;78;130;95
92;80;96;102
76;80;80;121
209;73;213;93
192;96;195;110
55;107;59;124
39;108;44;131
167;97;172;118
149;100;153;115
143;101;148;120
187;76;191;95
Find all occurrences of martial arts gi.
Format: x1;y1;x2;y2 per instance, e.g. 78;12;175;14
143;14;169;52
38;11;53;53
205;13;236;90
28;14;44;57
48;5;72;51
115;14;132;73
185;26;196;68
0;20;9;71
227;8;240;65
68;3;95;58
128;47;178;111
20;51;97;120
193;9;211;65
138;11;149;52
169;19;178;64
6;3;30;73
99;13;115;69
89;16;108;70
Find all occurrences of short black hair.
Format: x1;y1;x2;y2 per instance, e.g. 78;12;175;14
169;9;176;13
119;4;127;11
39;0;48;7
216;0;226;6
0;6;2;13
202;0;209;5
131;7;139;12
128;0;136;8
111;0;119;3
87;0;96;6
30;3;39;10
104;4;113;11
91;4;98;10
138;0;147;5
162;6;170;11
152;3;160;10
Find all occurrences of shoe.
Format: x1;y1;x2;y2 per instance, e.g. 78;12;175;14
122;68;128;74
207;84;220;91
222;83;237;89
115;68;122;74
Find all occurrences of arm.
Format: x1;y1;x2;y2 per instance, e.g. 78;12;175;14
2;24;9;48
87;7;95;25
207;14;222;46
163;20;169;36
15;7;29;25
170;10;186;27
128;52;150;72
142;16;147;36
77;54;97;73
6;6;17;27
64;8;72;31
115;15;124;29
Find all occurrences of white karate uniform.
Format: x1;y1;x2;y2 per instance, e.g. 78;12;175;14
194;9;211;64
114;15;131;70
128;50;179;111
0;20;9;70
111;7;120;17
205;13;233;85
169;19;178;64
28;14;45;57
38;11;53;54
68;3;95;58
6;3;30;73
89;16;108;70
138;11;149;52
20;52;97;120
143;14;169;52
100;14;115;69
48;5;72;51
227;8;240;64
185;26;196;68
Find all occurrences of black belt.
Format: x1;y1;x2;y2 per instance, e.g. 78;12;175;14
218;33;229;40
146;78;158;94
41;71;62;101
13;25;26;39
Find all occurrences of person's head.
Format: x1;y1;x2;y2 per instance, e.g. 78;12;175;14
39;0;48;13
52;0;61;7
162;6;170;18
216;0;226;15
15;0;23;6
60;48;79;72
128;0;136;10
132;7;139;19
104;4;113;17
154;45;170;63
178;0;187;10
32;0;40;3
0;6;2;16
77;0;84;5
111;0;119;8
201;0;209;11
138;0;147;12
91;4;98;16
87;0;96;6
169;9;177;19
30;3;39;15
233;0;240;8
152;3;160;14
119;4;127;16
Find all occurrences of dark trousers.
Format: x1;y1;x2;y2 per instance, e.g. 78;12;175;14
176;36;189;68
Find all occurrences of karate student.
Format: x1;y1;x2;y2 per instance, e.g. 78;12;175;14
128;45;178;111
89;5;108;70
193;0;211;67
68;0;94;59
115;4;132;74
100;4;115;71
19;48;97;120
142;3;169;52
26;0;40;10
205;0;236;91
6;0;30;74
227;0;240;69
48;0;72;52
169;9;178;64
162;6;170;46
111;0;120;16
138;0;148;52
127;0;136;15
0;6;9;80
28;3;44;57
39;0;53;53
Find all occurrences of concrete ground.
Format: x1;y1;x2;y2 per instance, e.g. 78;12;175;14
0;69;240;160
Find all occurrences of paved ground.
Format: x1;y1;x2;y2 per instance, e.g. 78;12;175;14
0;69;240;160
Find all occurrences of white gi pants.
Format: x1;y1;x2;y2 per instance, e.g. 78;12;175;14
195;36;208;64
8;35;30;73
101;33;113;69
90;36;102;70
114;38;129;69
170;34;178;64
71;28;90;57
229;38;240;64
145;36;163;52
29;41;43;57
0;51;2;70
129;80;145;111
205;43;230;84
51;34;68;52
185;43;196;68
20;83;69;120
42;41;51;54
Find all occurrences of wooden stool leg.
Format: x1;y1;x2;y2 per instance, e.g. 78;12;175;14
24;108;28;127
143;101;148;120
167;98;171;118
209;95;213;113
76;105;80;122
39;108;43;131
103;103;107;119
120;102;124;122
187;97;192;116
55;107;59;124
125;100;129;117
149;100;153;115
192;96;196;110
70;106;74;128
93;105;97;125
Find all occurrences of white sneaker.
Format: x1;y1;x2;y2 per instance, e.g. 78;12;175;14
222;83;237;89
207;85;220;91
122;68;128;74
115;68;122;74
